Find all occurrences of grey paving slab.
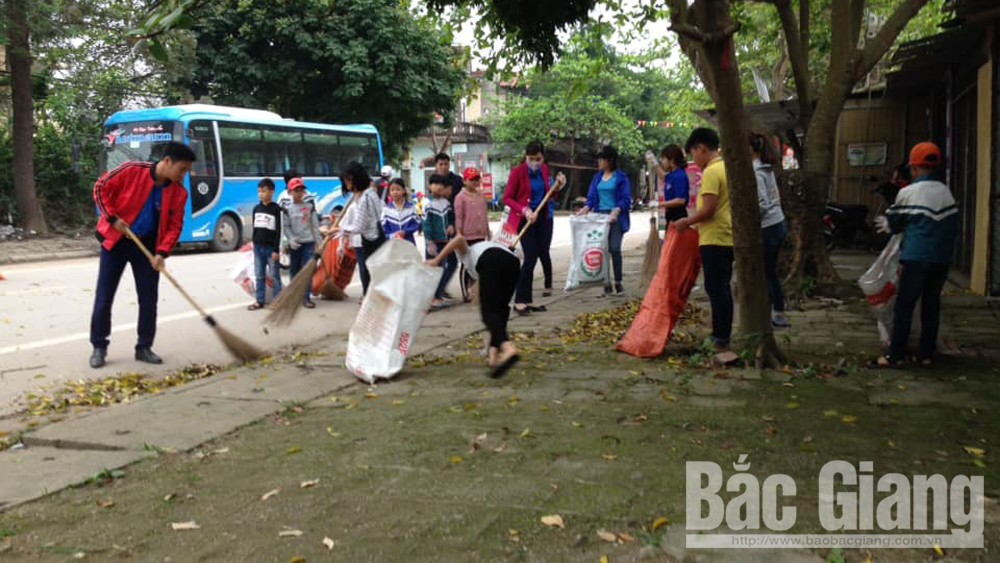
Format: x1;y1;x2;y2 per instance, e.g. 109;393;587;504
0;447;152;509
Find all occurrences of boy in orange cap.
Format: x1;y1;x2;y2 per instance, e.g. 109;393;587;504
873;142;957;368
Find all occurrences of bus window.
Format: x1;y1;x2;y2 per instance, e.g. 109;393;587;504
187;121;218;177
339;133;379;171
187;120;221;216
263;127;304;176
219;124;265;176
303;130;339;177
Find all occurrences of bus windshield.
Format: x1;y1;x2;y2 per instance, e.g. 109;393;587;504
100;121;183;173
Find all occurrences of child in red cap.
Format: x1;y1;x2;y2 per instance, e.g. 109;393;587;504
873;141;957;368
455;167;491;302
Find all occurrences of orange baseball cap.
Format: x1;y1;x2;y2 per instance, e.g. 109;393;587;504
288;178;306;191
909;142;942;168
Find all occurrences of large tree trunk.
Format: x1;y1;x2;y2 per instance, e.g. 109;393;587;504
7;0;46;234
788;99;841;285
780;0;930;287
672;0;786;366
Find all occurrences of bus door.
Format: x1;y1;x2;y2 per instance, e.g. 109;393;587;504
186;120;222;218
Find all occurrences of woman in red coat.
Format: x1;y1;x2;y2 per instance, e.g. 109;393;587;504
502;141;566;315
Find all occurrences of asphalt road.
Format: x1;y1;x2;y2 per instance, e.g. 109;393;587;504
0;215;644;416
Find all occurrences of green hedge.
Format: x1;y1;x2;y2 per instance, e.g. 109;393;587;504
0;123;101;230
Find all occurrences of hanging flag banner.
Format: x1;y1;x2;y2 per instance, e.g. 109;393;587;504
636;121;675;129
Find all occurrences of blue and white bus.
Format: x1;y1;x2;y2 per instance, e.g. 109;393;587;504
100;104;384;251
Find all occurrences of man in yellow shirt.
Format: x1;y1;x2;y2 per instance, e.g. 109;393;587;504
675;127;734;351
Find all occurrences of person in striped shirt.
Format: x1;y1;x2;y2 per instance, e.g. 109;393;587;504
381;178;421;245
873;142;958;368
423;174;456;309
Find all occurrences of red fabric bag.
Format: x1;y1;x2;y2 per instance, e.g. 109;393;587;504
616;228;701;358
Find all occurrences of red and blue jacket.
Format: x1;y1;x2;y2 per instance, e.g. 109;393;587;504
94;161;188;257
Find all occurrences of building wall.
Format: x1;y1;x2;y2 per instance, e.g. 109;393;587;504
403;140;511;201
832;98;909;214
972;59;993;294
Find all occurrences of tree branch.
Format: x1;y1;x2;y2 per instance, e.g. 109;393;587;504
828;0;854;84
772;0;813;126
850;0;865;46
853;0;931;82
670;22;741;44
665;0;719;100
800;0;810;60
670;23;707;43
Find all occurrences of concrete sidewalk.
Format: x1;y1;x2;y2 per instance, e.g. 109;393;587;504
0;252;615;510
0;234;99;266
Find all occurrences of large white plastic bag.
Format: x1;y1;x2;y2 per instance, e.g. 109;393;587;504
858;234;902;345
857;235;954;351
230;242;277;301
345;239;438;383
565;213;611;291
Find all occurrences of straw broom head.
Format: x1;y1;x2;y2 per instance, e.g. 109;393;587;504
265;255;319;327
639;215;660;288
266;193;359;326
206;316;267;361
319;279;348;301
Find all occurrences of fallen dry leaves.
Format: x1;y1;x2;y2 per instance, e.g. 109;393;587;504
470;432;488;453
170;521;200;531
540;514;565;529
560;301;702;345
261;488;281;501
300;479;319;489
25;364;221;416
323;537;335;550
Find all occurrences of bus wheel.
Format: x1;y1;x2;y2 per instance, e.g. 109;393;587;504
211;215;240;252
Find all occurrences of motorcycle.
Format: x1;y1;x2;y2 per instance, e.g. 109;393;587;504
823;179;900;252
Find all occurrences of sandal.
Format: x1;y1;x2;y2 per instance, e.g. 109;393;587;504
528;305;547;312
867;354;903;369
513;305;531;316
490;353;521;379
303;301;316;309
248;302;264;311
542;289;553;297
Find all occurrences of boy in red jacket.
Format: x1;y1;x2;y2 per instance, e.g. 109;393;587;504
89;141;196;368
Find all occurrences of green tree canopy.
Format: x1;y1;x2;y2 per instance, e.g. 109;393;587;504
183;0;464;160
490;31;705;165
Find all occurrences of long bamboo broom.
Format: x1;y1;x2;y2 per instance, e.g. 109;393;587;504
266;193;358;327
467;185;560;306
122;226;265;362
509;185;558;249
639;160;662;288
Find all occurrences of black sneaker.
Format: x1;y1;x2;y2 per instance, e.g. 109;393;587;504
135;348;163;364
89;347;107;369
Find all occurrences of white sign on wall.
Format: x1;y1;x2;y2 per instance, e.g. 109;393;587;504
846;142;887;167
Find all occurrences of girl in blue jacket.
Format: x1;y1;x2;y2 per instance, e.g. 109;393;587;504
577;145;632;295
